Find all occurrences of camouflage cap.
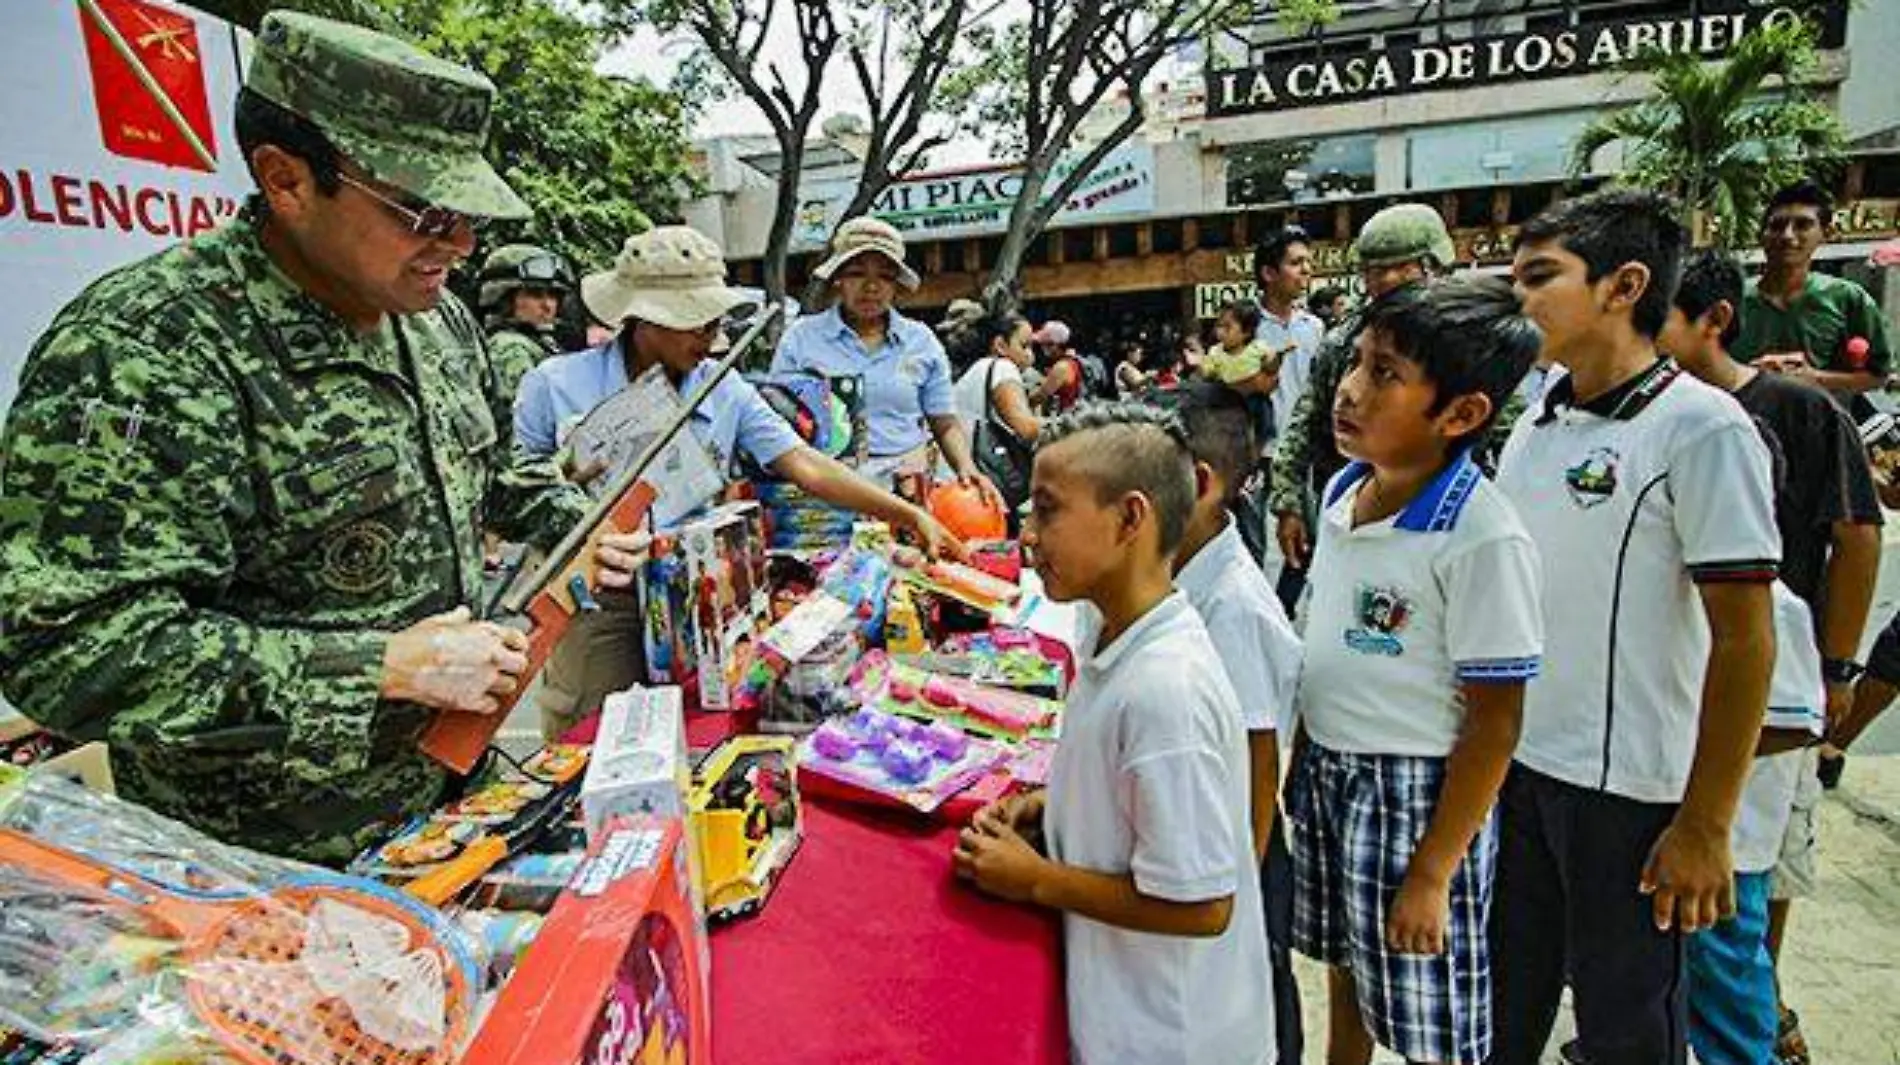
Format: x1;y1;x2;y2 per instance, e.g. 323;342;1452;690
246;12;528;220
478;243;571;309
1353;203;1456;269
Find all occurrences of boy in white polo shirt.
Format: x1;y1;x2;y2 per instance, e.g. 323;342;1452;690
1688;582;1824;1065
954;403;1274;1065
1160;381;1304;1064
1494;189;1779;1065
1289;275;1544;1065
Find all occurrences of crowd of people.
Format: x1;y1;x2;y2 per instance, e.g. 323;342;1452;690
1;11;1897;1065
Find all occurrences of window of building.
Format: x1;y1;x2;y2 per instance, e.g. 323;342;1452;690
1228;134;1378;208
1062;230;1094;263
1152;218;1185;254
1108;224;1139;258
1198;215;1236;249
1405;111;1599;192
1026;232;1052;268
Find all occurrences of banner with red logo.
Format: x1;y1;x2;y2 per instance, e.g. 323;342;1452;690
1;0;251;422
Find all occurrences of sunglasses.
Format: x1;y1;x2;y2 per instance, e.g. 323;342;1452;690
338;172;469;239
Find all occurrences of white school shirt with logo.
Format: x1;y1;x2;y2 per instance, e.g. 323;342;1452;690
1496;361;1781;803
1733;583;1826;873
1046;593;1274;1065
1295;451;1544;757
1176;521;1302;736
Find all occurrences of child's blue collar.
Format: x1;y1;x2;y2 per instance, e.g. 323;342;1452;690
1324;447;1483;533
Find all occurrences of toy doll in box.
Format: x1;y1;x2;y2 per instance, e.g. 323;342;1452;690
639;502;770;711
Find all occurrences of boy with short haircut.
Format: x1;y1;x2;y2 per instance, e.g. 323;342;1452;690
1495;189;1780;1065
955;403;1274;1065
1659;248;1880;1065
1157;381;1304;1064
1289;275;1544;1065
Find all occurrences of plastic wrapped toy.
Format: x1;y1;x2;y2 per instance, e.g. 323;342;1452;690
848;651;1062;743
0;775;480;1065
796;709;1009;814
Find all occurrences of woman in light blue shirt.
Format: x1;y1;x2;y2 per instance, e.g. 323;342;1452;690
773;216;998;504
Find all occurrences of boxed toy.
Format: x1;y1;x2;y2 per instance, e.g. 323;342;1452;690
689;736;800;921
461;815;710;1065
582;686;690;840
639;501;770;711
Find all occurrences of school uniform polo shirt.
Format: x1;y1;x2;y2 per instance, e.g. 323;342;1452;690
1733;583;1826;874
1496;358;1781;803
1296;449;1544;758
771;305;956;459
1046;593;1274;1065
1733;272;1894;376
1176;521;1302;736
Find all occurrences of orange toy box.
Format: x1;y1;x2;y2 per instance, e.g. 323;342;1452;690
462;815;710;1065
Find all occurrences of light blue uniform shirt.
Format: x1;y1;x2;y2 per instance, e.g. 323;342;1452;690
1256;307;1326;438
771;305;955;458
513;338;803;475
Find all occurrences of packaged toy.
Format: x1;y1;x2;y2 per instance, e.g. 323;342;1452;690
848;651;1062;743
796;709;1009;814
581;686;691;841
689;736;801;921
640;502;770;710
460;816;710;1065
0;775;479;1065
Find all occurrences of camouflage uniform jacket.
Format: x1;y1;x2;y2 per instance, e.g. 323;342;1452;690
1269;309;1364;520
0;208;588;865
485;324;561;412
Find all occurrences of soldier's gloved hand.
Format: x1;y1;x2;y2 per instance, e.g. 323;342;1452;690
381;607;529;715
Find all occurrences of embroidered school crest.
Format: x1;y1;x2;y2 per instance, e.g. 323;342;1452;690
1345;583;1412;657
1564;447;1620;508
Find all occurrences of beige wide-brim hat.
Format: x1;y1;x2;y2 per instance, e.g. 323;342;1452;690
812;216;921;291
581;226;752;330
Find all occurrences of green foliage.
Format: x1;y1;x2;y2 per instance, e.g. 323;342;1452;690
1274;0;1338;36
186;0;693;271
388;0;693;271
1570;17;1845;247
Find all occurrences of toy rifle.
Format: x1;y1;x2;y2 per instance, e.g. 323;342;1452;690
420;305;785;773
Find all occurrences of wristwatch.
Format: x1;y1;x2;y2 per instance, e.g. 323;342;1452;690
1822;658;1864;685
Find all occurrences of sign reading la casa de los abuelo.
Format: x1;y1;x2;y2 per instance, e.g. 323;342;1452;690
1208;0;1847;116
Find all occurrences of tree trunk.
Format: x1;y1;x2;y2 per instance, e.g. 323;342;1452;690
759;135;808;358
984;164;1053;314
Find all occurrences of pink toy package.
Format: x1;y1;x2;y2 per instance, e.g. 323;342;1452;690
848;651;1061;742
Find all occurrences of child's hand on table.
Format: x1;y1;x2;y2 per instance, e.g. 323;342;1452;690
955;818;1048;903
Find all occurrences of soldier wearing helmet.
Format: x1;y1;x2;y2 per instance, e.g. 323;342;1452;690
1268;203;1458;607
479;243;573;401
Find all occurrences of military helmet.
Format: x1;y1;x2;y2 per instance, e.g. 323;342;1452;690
1353;203;1457;270
479;244;573;311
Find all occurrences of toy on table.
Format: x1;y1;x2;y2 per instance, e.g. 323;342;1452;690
849;651;1061;743
797;708;1009;814
689;736;801;921
581;686;690;841
0;796;480;1065
967;540;1024;586
352;744;588;893
926;626;1075;697
638;502;770;711
884;582;928;654
460;816;709;1065
880;542;1021;615
419;306;784;773
816;545;896;642
927;480;1007;542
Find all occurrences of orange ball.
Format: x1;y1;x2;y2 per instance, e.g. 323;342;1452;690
928;481;1007;542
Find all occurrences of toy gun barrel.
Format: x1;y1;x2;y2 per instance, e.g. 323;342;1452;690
497;303;784;618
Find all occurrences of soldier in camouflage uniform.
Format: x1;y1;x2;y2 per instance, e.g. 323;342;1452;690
0;13;625;866
478;243;572;404
1268;204;1456;608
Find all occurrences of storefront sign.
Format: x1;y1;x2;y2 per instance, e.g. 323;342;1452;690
793;144;1156;250
1208;1;1847;116
1836;199;1899;241
1;0;251;422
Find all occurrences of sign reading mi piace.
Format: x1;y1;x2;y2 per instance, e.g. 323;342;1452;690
1208;1;1848;116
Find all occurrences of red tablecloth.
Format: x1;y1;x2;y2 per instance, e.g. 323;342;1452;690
564;708;1067;1065
709;799;1067;1065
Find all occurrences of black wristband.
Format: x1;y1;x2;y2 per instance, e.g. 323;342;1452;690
1822;658;1864;684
